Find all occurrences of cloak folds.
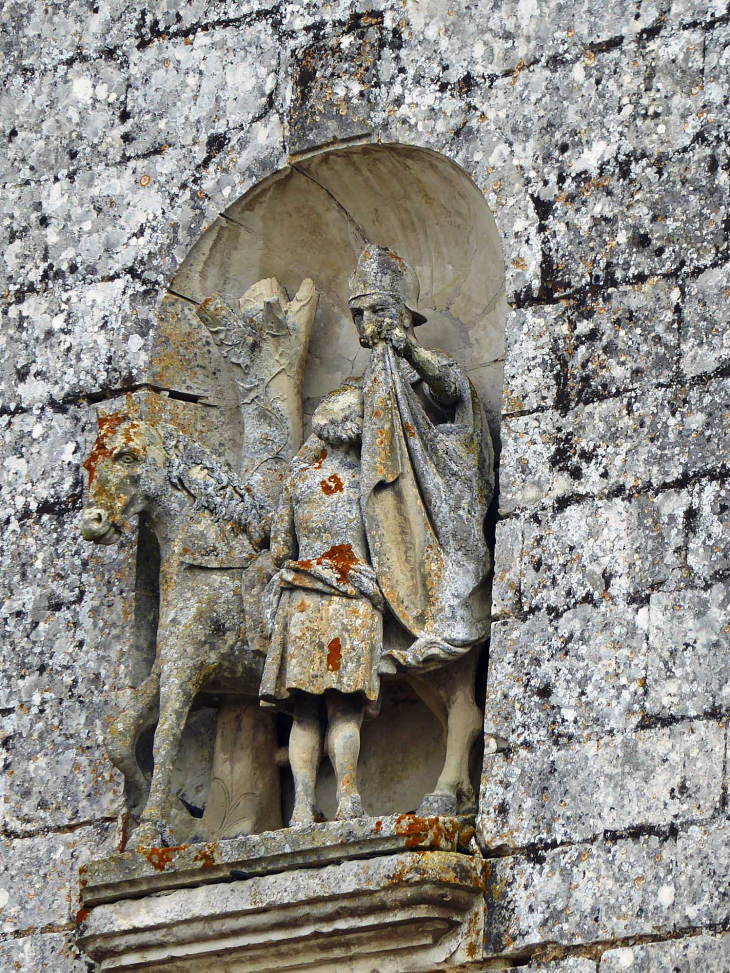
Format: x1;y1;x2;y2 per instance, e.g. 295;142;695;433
360;343;493;671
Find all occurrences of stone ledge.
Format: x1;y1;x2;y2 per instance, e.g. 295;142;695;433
81;814;473;906
79;850;485;973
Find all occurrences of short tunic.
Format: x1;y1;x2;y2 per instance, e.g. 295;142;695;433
260;586;382;710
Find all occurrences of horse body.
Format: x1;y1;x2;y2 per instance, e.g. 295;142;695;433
81;414;278;847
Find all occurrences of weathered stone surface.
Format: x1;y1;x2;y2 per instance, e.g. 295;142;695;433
531;960;597;973
0;932;90;972
680;262;730;378
288;19;379;153
502;279;678;417
688;477;730;583
0;695;122;836
80;851;485;973
646;584;730;719
125;27;278;156
0;825;113;934
518;490;689;614
485;824;730;955
485;605;648;746
491;517;523;618
499;381;725;513
541;143;728;292
82;814;466;906
480;722;724;850
0;406;91;522
600;932;730;970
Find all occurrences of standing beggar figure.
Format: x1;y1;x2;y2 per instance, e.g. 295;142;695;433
350;245;494;673
260;384;385;824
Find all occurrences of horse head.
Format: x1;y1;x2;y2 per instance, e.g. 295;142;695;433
80;413;167;545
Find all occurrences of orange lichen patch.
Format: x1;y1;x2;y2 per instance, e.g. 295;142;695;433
374;819;383;833
312;448;328;470
467;942;478;959
404;421;416;437
313;542;360;583
82;413;128;484
192;843;218;869
141;845;187;872
320;473;344;495
327;636;343;672
75;907;90;925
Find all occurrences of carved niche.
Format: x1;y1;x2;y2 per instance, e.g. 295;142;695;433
77;142;507;973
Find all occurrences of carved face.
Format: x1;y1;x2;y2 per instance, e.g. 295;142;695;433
312;385;364;445
349;293;411;349
79;415;166;544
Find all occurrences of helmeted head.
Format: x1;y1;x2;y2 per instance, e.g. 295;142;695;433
311;382;364;446
348;246;426;346
79;414;167;544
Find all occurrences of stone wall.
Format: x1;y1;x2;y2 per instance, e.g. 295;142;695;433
1;0;728;969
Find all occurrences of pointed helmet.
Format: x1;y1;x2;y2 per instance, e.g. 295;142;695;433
347;245;427;326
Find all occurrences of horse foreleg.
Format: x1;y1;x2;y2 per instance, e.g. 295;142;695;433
105;666;160;820
134;668;204;848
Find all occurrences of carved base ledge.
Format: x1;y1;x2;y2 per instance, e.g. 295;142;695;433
79;818;485;973
81;813;474;906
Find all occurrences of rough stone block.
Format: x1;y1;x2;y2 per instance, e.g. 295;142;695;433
491;517;523;618
0;695;122;835
485;605;648;746
519;490;689;614
125;26;278;156
288;19;380;153
499;387;691;514
1;58;128;182
646;584;730;719
688;478;730;583
502;279;679;418
540;144;728;293
0;933;90;972
531;960;597;973
0;406;91;523
0;511;141;700
485;825;730;955
0;825;113;934
680;262;730;378
479;722;724;850
600;932;730;970
502;303;563;415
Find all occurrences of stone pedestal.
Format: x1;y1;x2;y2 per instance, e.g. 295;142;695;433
78;815;485;972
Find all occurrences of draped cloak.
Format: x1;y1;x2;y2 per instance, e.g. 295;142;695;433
360;343;494;672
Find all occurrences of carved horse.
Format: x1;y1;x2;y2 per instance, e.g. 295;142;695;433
80;412;279;848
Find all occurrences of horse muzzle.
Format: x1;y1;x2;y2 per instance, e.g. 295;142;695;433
80;507;122;544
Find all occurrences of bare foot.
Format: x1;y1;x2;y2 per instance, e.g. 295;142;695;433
289;803;324;827
335;794;365;820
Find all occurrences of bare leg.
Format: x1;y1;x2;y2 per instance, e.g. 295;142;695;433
289;693;323;826
326;692;365;820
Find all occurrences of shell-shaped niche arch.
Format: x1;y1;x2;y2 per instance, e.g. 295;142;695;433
149;142;507;471
142;142;507;824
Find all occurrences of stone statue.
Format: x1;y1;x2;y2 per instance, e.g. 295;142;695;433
349;245;494;671
260;383;385;824
80;409;275;848
256;247;495;819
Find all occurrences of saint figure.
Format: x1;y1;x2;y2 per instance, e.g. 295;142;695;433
260;384;384;824
349;245;494;671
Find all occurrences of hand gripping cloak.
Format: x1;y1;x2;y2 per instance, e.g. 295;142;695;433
360;343;494;671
